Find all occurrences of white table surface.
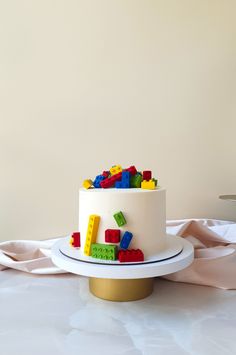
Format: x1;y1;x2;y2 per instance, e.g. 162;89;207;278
1;269;236;355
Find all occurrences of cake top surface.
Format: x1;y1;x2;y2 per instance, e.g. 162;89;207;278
82;165;160;191
80;187;164;193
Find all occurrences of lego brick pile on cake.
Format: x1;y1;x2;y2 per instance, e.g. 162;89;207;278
83;165;158;190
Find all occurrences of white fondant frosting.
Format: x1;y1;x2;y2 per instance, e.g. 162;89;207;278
78;188;166;259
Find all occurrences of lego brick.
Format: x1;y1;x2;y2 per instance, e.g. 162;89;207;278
152;178;158;186
130;173;142;188
124;165;137;176
83;179;93;189
115;183;130;188
110;165;122;175
84;215;100;256
115;171;130;188
93;175;105;188
113;211;127;227
102;171;110;178
120;231;133;249
141;180;156;190
100;172;122;188
105;229;121;243
70;232;81;247
118;182;129;188
143;171;152;181
118;249;144;262
91;243;117;260
121;171;130;187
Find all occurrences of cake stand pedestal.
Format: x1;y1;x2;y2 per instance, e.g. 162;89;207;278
89;277;155;301
52;236;194;302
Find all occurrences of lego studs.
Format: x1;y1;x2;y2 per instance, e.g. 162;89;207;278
110;165;122;175
113;211;127;227
120;231;133;249
105;229;121;243
91;243;117;260
84;215;100;256
118;249;144;262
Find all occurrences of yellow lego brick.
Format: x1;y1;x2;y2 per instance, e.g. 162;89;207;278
84;215;100;256
141;180;156;190
83;179;93;189
69;237;73;246
110;165;122;175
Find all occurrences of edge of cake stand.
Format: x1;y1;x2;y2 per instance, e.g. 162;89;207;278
51;236;194;279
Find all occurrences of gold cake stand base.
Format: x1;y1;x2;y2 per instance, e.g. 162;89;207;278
89;277;154;301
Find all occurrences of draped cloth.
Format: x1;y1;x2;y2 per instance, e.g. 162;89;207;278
1;219;236;289
164;219;236;289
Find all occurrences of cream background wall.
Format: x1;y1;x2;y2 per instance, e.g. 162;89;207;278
1;0;236;241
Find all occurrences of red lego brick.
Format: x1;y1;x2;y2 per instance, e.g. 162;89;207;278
124;166;137;176
100;172;122;188
143;170;152;181
105;229;121;243
102;171;110;178
71;232;80;247
118;249;144;262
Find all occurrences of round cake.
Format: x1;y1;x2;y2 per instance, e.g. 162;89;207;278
65;165;171;263
79;187;166;259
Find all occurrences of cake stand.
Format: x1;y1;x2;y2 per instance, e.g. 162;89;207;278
52;235;194;302
219;195;236;202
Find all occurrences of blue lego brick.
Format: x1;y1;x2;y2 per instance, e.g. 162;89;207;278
93;175;105;188
121;182;130;188
115;181;122;188
120;231;133;249
121;171;130;182
115;171;130;188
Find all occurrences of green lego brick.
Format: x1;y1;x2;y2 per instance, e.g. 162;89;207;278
130;173;142;188
113;211;126;227
152;178;158;186
91;243;117;260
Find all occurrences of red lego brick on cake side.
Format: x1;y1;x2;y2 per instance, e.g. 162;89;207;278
71;232;81;247
118;249;144;262
105;229;121;243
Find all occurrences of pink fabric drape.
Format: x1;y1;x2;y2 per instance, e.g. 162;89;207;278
163;219;236;289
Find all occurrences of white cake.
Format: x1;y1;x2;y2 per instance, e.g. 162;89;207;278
78;187;166;259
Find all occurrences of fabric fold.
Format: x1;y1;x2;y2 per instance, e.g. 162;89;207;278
164;219;236;289
0;238;65;274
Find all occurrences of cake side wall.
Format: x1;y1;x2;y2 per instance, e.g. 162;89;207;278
78;189;166;259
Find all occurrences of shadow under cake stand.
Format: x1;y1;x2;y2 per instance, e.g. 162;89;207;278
52;235;194;302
